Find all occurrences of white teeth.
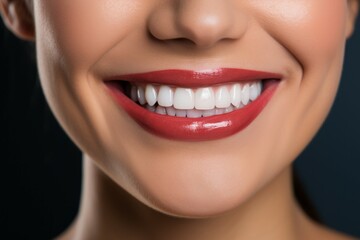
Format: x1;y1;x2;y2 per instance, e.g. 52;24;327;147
137;86;146;105
241;84;250;105
174;88;195;110
202;109;215;117
158;85;173;107
215;108;225;115
224;105;234;113
155;106;166;115
129;81;264;117
187;109;202;118
249;82;259;101
257;82;262;93
176;109;187;117
145;84;157;106
215;86;231;108
230;83;241;107
166;106;176;116
195;87;215;110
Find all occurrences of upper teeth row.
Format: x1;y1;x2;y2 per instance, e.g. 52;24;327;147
131;82;262;110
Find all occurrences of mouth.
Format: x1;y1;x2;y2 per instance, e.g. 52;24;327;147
104;68;281;141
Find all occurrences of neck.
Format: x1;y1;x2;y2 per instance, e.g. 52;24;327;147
68;155;311;240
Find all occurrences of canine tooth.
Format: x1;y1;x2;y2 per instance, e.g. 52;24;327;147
215;108;225;115
195;87;215;110
187;109;202;118
131;85;138;102
230;83;241;107
215;86;231;108
175;109;187;117
174;88;195;110
137;86;146;105
249;83;258;101
155;106;166;115
158;85;173;107
202;109;215;117
241;84;250;105
145;84;157;106
166;106;176;116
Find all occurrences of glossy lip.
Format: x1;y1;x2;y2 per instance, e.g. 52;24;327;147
104;68;282;141
105;68;282;88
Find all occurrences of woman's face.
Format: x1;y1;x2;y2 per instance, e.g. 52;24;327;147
30;0;356;216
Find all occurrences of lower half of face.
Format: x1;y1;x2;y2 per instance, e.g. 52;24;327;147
34;0;351;216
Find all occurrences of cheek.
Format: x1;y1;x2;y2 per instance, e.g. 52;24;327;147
35;0;144;72
253;1;349;162
252;1;348;65
33;0;150;159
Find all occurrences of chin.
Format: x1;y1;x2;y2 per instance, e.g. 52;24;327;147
141;180;256;218
119;153;264;218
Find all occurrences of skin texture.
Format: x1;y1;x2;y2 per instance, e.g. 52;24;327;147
1;0;358;239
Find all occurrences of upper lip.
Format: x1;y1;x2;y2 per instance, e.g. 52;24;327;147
104;68;283;87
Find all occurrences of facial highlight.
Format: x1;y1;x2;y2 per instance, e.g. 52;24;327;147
21;0;357;216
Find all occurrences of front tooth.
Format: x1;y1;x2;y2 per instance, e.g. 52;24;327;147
249;83;258;101
174;88;195;110
158;86;173;107
215;86;231;108
203;109;215;117
241;84;250;105
131;85;138;102
230;84;241;107
215;108;225;115
137;86;146;105
166;106;176;116
145;84;157;106
187;109;202;118
175;109;187;117
195;87;215;110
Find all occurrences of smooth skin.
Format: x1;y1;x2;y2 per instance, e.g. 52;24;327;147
1;0;358;239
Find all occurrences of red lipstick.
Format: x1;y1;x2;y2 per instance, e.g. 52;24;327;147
106;68;281;88
105;68;281;141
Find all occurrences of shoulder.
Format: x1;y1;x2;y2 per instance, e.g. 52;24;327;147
315;225;357;240
302;220;357;240
297;208;357;240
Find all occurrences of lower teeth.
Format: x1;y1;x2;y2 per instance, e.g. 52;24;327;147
144;104;245;118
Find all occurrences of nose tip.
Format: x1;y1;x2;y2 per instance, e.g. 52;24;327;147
177;12;238;48
148;0;248;49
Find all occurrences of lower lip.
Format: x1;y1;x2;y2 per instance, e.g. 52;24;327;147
105;81;279;141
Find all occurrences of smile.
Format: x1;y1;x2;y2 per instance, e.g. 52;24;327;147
128;81;263;117
105;68;282;141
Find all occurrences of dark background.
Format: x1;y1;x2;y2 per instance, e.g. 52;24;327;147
1;17;360;239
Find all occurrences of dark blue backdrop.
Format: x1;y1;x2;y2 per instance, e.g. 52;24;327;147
295;18;360;236
1;16;360;239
